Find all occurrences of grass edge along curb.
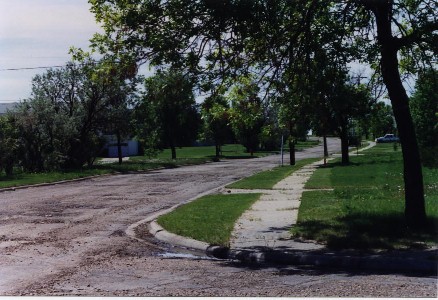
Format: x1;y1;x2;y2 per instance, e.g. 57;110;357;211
157;193;261;247
226;157;321;190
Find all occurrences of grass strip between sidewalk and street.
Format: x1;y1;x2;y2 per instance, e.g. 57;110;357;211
292;143;438;250
226;157;320;189
156;157;322;246
157;193;261;246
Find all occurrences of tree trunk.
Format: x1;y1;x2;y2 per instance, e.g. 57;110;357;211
215;142;220;157
340;128;349;165
289;137;295;166
323;134;328;165
373;5;426;228
116;130;123;165
171;145;177;159
289;123;296;165
5;161;13;176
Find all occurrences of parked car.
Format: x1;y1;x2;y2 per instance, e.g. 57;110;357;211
375;134;400;143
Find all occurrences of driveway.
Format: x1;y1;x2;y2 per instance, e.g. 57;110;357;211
0;138;436;297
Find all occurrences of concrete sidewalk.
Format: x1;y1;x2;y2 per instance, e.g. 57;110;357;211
132;142;437;273
229;141;376;251
227;159;327;251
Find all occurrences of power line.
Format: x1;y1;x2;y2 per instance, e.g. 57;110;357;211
0;65;65;71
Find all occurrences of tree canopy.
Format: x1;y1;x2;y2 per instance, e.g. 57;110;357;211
136;68;201;159
2;58;137;171
89;0;437;228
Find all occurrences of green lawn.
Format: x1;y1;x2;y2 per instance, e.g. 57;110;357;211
227;157;320;189
0;169;109;189
150;141;320;160
157;193;261;246
294;140;320;151
0;158;206;189
151;144;277;160
292;143;438;250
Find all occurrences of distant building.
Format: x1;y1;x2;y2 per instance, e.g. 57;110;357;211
102;134;139;158
0;103;17;116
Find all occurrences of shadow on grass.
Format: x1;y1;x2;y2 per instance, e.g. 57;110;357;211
293;212;438;250
221;155;261;159
215;152;279;159
320;157;399;169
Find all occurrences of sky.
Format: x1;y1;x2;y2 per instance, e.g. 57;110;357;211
0;1;412;105
0;0;102;103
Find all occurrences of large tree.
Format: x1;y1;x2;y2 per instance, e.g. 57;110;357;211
7;57;136;171
347;1;437;227
201;93;233;158
227;77;265;156
139;69;201;159
89;0;437;227
317;70;373;165
369;102;396;139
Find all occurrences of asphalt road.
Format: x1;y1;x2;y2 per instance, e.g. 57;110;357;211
0;138;436;297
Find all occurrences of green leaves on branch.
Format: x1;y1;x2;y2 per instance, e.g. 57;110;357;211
133;69;201;159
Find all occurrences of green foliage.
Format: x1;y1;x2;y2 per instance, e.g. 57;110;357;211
308;65;373;163
157;193;261;246
0;115;18;175
11;97;78;171
200;94;233;156
293;144;438;250
6;59;137;172
410;68;438;167
132;96;161;158
227;77;265;155
135;69;201;159
88;0;436;227
369;102;396;139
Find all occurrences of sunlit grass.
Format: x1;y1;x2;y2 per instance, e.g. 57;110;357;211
157;193;261;246
227;158;320;189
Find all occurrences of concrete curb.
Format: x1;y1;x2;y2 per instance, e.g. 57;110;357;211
130;216;438;274
124;179;242;248
222;248;438;274
150;221;210;251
